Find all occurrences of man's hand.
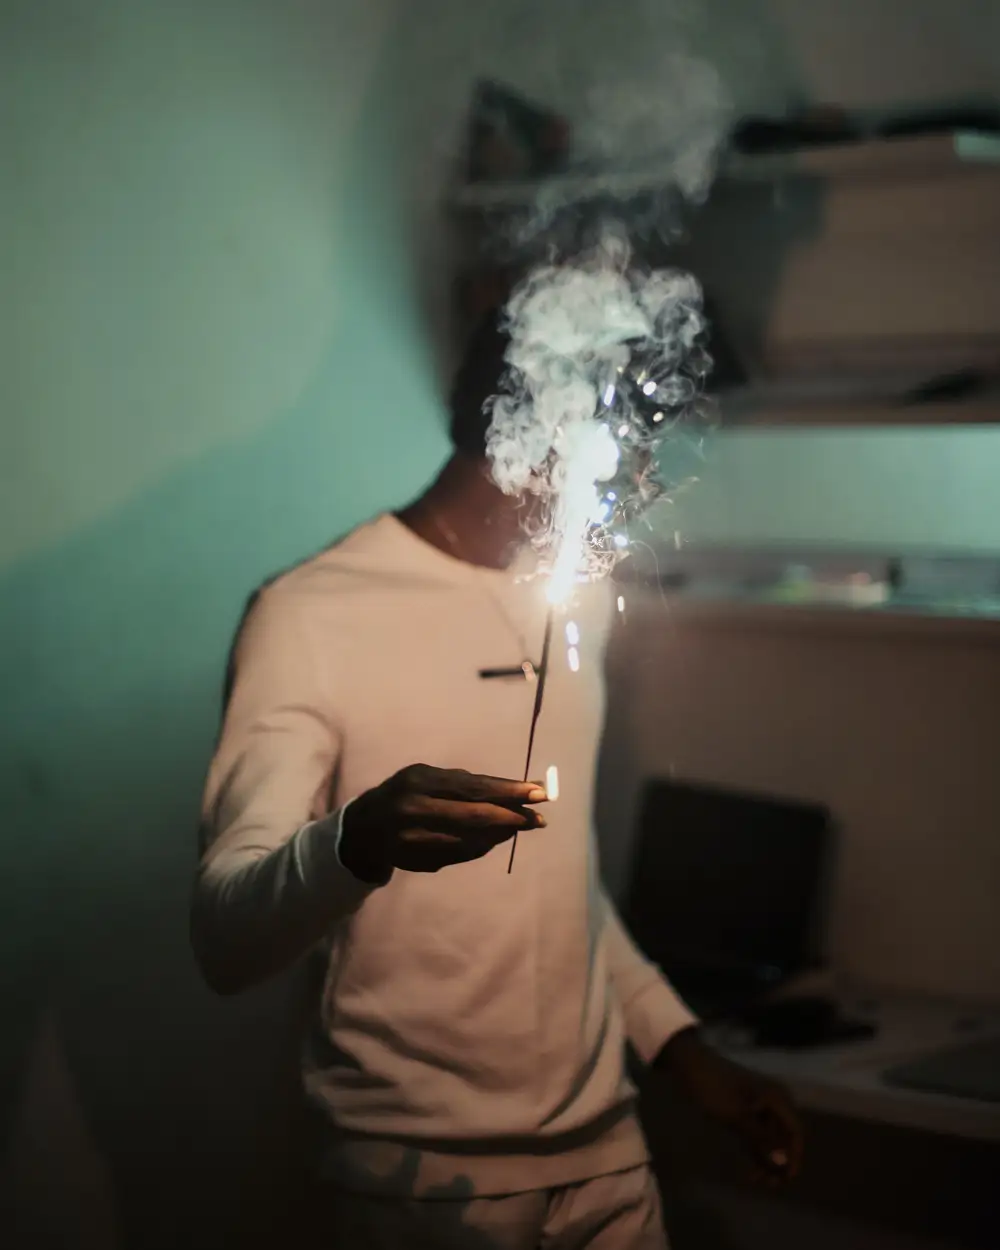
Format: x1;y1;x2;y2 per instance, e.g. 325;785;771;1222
339;765;548;882
655;1027;804;1185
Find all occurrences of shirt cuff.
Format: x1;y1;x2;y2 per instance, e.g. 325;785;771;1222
307;799;393;888
625;982;700;1066
332;798;353;864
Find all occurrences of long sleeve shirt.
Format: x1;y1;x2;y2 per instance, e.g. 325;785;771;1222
193;514;696;1197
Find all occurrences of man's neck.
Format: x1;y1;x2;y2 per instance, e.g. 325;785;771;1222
396;453;528;571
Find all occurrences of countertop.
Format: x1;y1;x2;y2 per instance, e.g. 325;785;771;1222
712;988;1000;1141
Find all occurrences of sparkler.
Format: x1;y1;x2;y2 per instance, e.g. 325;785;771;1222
509;608;553;872
490;231;713;871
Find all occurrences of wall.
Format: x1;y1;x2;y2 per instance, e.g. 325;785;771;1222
601;597;1000;1003
671;428;1000;553
3;1;1000;1246
0;2;439;1246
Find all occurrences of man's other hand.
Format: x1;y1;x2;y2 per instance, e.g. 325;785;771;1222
655;1027;804;1185
339;765;548;881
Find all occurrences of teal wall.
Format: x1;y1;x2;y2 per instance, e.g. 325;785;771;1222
1;2;450;1243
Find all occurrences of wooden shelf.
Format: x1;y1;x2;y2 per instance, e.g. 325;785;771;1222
450;132;999;212
448;131;1000;426
723;131;998;184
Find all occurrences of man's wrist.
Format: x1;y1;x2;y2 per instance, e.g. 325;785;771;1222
652;1023;703;1073
338;799;392;885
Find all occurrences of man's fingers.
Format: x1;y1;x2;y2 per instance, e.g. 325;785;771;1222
405;766;548;805
770;1100;804;1177
397;826;520;870
402;796;546;833
444;772;548;805
748;1096;802;1179
750;1164;785;1190
385;768;553;874
400;829;462;848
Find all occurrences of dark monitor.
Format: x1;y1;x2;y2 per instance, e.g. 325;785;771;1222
623;778;833;1016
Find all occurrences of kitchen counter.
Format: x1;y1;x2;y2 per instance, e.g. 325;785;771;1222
712;989;1000;1141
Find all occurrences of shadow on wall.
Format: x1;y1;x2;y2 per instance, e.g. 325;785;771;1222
0;347;447;1250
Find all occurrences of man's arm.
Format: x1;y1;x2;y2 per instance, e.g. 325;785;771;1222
192;588;549;996
602;891;803;1180
191;590;385;996
600;891;698;1063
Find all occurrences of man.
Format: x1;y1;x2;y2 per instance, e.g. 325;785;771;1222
191;309;802;1248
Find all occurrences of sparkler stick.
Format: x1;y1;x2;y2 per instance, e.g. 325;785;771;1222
508;606;554;873
491;238;715;874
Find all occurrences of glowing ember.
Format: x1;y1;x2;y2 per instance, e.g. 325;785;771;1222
545;421;621;605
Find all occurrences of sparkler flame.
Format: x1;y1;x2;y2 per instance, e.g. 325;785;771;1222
486;231;712;614
487;31;728;873
546;422;620;605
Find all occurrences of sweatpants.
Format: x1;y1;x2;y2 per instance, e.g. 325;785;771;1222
323;1164;668;1249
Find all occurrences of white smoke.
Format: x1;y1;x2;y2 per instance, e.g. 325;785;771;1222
487;231;712;604
573;52;731;204
483;37;728;607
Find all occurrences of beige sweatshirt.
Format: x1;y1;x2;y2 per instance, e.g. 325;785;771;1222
193;514;695;1197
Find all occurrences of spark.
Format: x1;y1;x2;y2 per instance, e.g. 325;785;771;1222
545;422;620;606
565;621;581;646
479;36;728;875
545;765;560;802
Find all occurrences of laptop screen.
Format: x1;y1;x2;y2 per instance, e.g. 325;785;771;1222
623;779;832;1010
